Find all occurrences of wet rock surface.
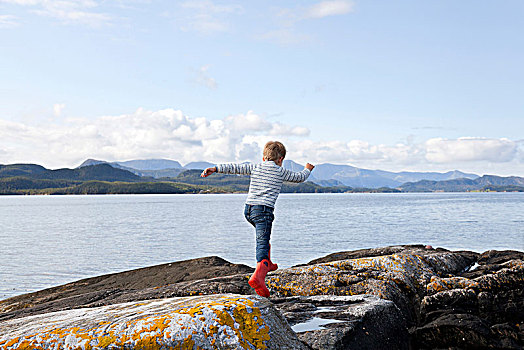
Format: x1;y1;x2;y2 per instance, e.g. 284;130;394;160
1;245;523;349
272;295;408;350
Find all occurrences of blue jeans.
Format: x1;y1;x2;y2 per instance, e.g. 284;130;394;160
244;204;274;262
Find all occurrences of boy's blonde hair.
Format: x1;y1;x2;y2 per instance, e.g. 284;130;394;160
263;141;286;162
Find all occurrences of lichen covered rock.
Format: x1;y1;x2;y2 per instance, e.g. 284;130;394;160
412;254;524;349
1;245;522;349
0;294;307;350
266;247;475;323
0;256;254;323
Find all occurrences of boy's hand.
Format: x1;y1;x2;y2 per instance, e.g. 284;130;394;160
201;167;217;177
305;163;315;171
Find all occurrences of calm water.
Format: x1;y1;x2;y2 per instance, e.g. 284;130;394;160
1;193;523;300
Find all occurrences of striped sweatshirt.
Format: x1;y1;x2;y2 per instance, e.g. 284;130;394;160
216;161;311;208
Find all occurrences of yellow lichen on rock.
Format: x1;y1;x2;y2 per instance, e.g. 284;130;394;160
0;294;305;350
426;276;479;294
266;251;473;304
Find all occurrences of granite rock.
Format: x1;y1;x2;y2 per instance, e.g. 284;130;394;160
266;246;476;324
0;294;307;350
1;245;523;349
412;249;524;349
273;295;408;350
0;256;253;322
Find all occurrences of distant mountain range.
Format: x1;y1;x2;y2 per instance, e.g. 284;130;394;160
282;160;478;188
1;161;523;194
399;175;524;192
0;163;140;182
78;159;214;179
79;158;479;189
0;163;347;195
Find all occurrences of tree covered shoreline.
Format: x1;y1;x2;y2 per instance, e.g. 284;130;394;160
1;164;522;195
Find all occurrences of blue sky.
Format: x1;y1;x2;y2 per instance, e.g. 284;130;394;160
1;0;523;175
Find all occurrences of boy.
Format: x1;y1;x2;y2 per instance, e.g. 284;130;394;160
201;141;314;297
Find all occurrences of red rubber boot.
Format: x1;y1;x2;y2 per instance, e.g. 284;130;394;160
268;245;278;272
248;259;270;297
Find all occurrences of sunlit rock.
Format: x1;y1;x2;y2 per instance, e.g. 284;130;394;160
0;294;307;350
266;247;476;323
1;245;522;349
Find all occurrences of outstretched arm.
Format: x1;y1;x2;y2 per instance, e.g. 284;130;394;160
201;163;254;177
282;163;315;183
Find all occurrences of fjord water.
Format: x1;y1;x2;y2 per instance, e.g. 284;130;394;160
1;193;523;300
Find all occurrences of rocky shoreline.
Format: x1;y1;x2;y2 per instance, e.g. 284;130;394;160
0;245;522;349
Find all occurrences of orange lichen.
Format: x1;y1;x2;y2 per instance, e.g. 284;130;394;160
0;295;272;350
266;253;451;300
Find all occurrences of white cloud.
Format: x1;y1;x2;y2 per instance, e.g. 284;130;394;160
0;0;40;4
0;108;309;168
195;65;218;89
287;139;425;166
275;0;354;23
180;1;242;14
177;0;243;35
34;9;111;26
180;14;228;33
0;14;19;28
425;137;517;163
258;29;311;46
304;0;355;19
517;140;524;162
283;137;522;176
0;0;112;26
236;141;260;161
0;109;521;176
261;0;354;45
223;112;310;136
53;103;65;117
270;123;310;137
224;111;270;132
